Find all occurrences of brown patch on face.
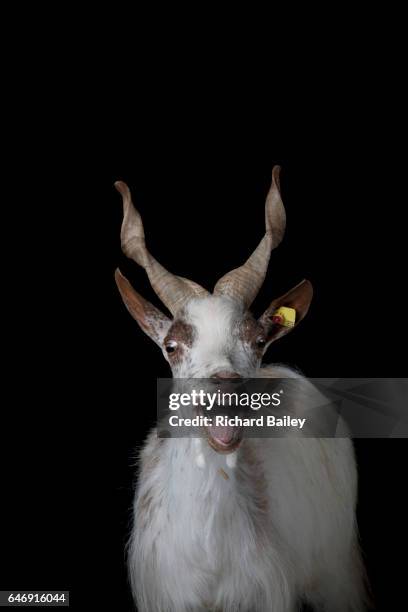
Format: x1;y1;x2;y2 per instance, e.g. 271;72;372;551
163;318;195;362
165;319;195;347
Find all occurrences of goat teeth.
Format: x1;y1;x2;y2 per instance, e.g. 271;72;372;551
226;451;237;468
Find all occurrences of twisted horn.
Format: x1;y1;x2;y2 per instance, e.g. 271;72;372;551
213;166;286;307
115;181;209;315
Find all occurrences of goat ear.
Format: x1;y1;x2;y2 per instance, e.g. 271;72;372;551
115;269;172;346
259;280;313;343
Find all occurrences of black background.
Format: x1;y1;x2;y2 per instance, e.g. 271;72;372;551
2;71;407;611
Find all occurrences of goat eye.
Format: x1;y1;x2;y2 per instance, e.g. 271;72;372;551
165;340;178;354
256;336;266;348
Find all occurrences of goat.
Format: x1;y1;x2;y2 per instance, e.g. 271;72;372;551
115;167;368;611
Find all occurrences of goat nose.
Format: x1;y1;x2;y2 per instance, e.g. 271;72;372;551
211;371;242;380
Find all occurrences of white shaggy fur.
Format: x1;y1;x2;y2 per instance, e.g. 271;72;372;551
127;297;367;611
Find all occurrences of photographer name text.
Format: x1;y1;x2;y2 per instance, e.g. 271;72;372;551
168;414;306;429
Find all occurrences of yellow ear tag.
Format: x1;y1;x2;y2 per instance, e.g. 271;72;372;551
272;306;297;328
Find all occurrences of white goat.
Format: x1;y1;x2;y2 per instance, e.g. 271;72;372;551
115;168;368;612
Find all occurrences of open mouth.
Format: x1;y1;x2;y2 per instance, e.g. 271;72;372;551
204;420;243;454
